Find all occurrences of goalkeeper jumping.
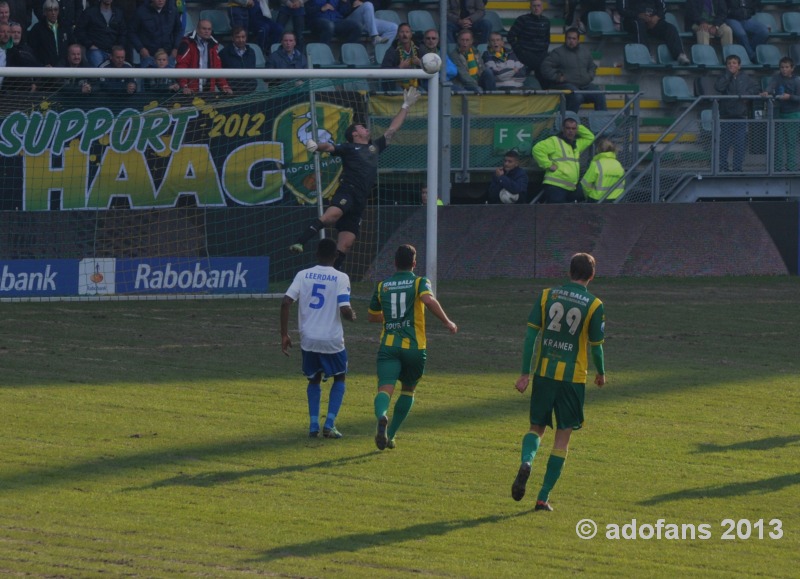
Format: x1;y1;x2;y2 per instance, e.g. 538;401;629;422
289;86;421;270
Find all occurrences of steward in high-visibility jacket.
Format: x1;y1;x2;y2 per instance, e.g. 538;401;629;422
532;113;594;203
580;139;625;202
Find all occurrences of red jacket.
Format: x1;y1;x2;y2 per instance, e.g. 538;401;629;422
176;30;231;93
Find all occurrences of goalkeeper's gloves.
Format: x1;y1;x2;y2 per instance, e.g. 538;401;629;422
402;86;420;110
306;139;318;153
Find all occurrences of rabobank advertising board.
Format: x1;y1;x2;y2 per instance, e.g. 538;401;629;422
0;257;269;298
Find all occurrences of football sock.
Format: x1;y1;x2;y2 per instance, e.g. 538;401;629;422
521;432;541;464
374;391;391;419
387;392;414;439
307;382;321;431
537;449;567;503
324;379;345;430
296;219;324;245
334;250;346;270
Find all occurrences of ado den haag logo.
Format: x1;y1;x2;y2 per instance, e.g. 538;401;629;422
273;102;352;205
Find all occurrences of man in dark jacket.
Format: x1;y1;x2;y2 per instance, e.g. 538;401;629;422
219;26;258;93
268;30;307;69
28;0;74;67
617;0;690;64
541;27;606;112
75;0;127;67
129;0;183;68
724;0;767;61
507;0;550;87
715;53;759;172
487;150;530;204
33;0;82;33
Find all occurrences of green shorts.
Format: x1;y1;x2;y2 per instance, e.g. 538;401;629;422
529;375;585;430
376;346;427;388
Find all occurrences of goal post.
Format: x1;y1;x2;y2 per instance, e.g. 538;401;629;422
0;65;440;301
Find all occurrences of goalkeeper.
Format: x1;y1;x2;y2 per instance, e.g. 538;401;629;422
290;86;421;270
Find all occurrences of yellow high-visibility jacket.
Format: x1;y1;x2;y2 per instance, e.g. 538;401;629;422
532;125;594;192
580;151;625;201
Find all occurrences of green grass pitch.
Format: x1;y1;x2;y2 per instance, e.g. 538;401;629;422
1;276;798;577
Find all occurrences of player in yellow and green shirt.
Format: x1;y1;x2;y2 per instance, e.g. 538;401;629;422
511;252;607;511
368;245;458;450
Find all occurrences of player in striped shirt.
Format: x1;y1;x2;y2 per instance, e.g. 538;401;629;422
368;244;457;450
511;252;606;511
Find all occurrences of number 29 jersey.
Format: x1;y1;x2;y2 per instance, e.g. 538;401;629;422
528;281;605;384
368;271;432;350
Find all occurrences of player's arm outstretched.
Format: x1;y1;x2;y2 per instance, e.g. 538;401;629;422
420;293;458;334
384;87;420;142
279;296;295;356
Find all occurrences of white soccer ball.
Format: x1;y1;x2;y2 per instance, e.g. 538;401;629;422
422;52;443;74
499;188;519;204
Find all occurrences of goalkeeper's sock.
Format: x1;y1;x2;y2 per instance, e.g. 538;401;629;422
307;382;321;432
521;431;541;465
537;449;567;503
387;392;414;439
323;379;345;430
296;219;324;245
334;250;346;270
374;391;391;419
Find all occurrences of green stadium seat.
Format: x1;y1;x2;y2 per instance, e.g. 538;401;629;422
661;75;694;102
587;11;627;38
691;44;723;69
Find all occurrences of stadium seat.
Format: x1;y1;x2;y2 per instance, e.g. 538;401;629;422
305;43;346;68
484;10;505;35
723;44;755;67
791;44;800;68
341;43;378;68
587;110;618;137
657;44;678;66
782;12;800;36
664;12;693;38
699;109;713;132
587;11;627;37
691;44;723;68
752;12;787;37
408;10;436;38
249;43;266;68
755;44;782;68
374;41;391;66
200;9;232;37
623;43;662;70
661;75;694;103
375;10;401;26
476;43;487;56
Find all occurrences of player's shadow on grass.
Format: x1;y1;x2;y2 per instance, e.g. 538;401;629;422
692;435;800;454
253;509;537;562
127;452;376;491
638;472;800;505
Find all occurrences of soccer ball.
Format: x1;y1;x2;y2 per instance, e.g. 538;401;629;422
421;52;443;74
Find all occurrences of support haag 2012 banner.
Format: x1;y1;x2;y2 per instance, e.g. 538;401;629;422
0;257;269;298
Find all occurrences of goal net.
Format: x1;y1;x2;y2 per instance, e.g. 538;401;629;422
0;66;437;301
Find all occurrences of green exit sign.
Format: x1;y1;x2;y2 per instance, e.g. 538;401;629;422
494;123;533;153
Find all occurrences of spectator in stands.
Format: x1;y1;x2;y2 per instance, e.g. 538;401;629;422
338;0;397;46
219;26;258;93
581;138;625;202
75;0;127;68
723;0;767;62
617;0;690;65
130;0;183;68
275;0;306;50
421;186;443;206
447;0;491;45
563;0;606;34
29;0;74;67
532;111;594;203
34;0;82;34
6;1;34;32
228;0;282;58
306;0;361;45
450;28;495;92
268;30;307;69
419;27;458;83
686;0;733;49
7;19;40;91
482;31;529;89
714;53;758;172
176;18;233;95
487;149;529;204
507;0;549;88
58;42;92;94
99;44;136;94
145;47;179;93
380;22;421;91
541;27;606;112
760;56;800;171
0;1;10;25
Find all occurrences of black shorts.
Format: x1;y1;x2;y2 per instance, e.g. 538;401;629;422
331;185;365;236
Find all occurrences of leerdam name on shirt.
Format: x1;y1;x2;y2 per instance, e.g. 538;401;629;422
304;272;339;282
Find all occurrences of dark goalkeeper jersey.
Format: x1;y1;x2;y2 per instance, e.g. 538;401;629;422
332;135;387;199
527;281;605;383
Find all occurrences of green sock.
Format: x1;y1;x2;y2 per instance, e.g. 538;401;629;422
387;392;414;439
521;432;541;464
374;391;391;420
537;449;567;503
